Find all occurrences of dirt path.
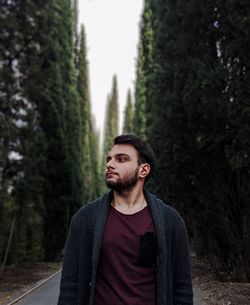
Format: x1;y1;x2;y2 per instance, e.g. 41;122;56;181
191;254;250;305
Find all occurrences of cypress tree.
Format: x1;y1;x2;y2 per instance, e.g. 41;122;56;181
0;1;22;253
175;0;250;280
89;120;101;198
122;89;134;134
103;75;119;160
71;0;79;67
146;0;193;205
0;0;97;264
25;0;82;260
134;0;154;137
140;0;250;280
72;0;78;42
0;0;45;264
102;75;120;188
77;24;95;203
110;75;119;137
206;0;250;280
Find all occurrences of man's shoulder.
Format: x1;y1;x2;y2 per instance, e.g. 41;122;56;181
71;192;111;224
146;190;173;210
146;190;185;222
72;197;100;221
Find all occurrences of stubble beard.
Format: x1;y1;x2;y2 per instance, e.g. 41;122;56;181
106;167;139;194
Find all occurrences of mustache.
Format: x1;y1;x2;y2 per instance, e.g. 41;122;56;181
106;171;118;176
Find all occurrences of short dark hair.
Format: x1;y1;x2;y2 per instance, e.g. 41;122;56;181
113;134;156;182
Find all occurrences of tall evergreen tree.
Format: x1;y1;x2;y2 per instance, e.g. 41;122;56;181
122;89;134;134
134;0;154;137
71;0;79;66
207;0;250;280
25;0;83;260
89;119;101;198
176;0;250;280
77;24;96;203
139;0;250;280
0;0;100;264
102;75;120;189
0;0;45;264
103;75;119;160
110;75;119;137
71;0;78;41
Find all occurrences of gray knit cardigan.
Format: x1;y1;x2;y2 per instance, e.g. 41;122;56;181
57;190;193;305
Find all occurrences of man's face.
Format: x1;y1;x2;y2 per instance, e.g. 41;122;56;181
105;144;140;193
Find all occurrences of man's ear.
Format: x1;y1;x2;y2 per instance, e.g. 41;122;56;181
139;163;150;179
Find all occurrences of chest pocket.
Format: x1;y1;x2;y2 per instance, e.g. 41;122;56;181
137;231;157;267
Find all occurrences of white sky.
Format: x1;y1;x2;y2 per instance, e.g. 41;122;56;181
78;0;143;145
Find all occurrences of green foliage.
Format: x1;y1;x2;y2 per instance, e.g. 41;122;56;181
134;0;154;137
101;75;120;191
137;0;250;281
90;124;102;198
77;24;100;203
0;0;101;265
122;89;134;134
0;0;45;264
103;75;120;160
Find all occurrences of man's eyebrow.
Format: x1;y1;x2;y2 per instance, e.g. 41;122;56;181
106;153;130;161
115;153;130;158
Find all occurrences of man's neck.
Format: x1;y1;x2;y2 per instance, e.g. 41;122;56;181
112;185;147;214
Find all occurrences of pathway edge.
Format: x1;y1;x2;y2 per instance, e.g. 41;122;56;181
5;269;62;305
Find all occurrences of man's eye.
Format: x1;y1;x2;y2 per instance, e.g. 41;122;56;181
118;157;126;162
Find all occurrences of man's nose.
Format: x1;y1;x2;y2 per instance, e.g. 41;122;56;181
106;158;115;169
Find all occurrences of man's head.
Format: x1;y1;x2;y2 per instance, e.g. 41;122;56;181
105;134;156;193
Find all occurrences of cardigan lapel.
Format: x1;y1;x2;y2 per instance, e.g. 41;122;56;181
144;189;168;305
92;191;113;270
89;191;113;303
144;189;166;253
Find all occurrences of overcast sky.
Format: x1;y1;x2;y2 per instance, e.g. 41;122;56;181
78;0;143;144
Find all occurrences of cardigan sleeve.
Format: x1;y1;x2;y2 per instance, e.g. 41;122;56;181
173;215;193;305
57;217;79;305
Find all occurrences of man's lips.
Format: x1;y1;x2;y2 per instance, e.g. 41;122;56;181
106;171;117;178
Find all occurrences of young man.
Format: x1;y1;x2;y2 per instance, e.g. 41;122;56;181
57;134;193;305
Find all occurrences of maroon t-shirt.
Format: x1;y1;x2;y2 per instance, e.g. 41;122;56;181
94;206;157;305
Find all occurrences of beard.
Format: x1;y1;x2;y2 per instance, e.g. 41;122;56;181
106;167;139;194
